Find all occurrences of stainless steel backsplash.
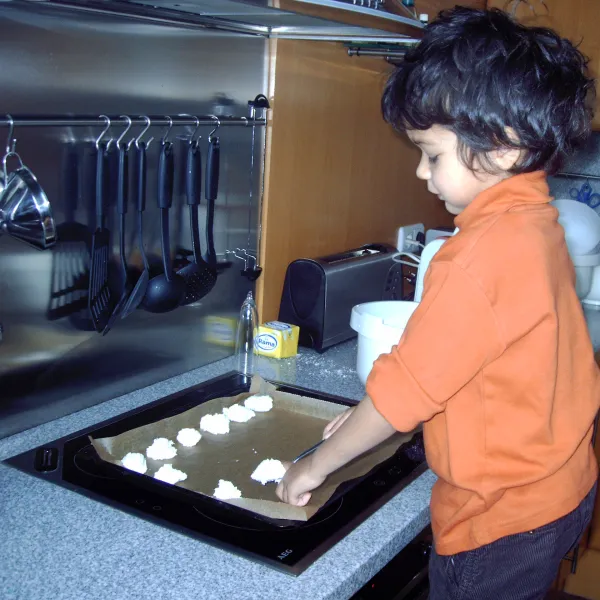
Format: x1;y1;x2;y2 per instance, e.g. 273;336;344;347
0;3;267;437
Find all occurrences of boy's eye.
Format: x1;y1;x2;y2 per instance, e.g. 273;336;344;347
428;155;439;164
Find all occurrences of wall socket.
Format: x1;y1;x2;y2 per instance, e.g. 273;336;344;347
396;223;425;252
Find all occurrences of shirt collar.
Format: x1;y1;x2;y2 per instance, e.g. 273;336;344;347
454;171;550;230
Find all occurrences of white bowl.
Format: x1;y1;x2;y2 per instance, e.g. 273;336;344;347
350;301;419;385
551;199;600;256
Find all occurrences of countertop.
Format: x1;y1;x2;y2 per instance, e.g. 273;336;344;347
3;309;598;600
0;341;435;600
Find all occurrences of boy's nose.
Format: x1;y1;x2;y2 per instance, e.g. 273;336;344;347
416;154;430;181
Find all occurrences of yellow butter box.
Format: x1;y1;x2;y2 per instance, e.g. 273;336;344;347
254;321;299;359
202;315;237;347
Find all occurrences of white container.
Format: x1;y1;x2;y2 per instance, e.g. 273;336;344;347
350;301;419;385
551;199;600;256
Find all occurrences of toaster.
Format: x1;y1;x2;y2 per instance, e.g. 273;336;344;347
278;243;402;352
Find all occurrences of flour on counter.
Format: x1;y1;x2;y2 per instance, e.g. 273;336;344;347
153;464;187;485
223;403;255;423
244;394;273;412
200;413;230;435
213;479;242;500
146;438;177;460
120;452;147;474
251;458;286;485
177;428;202;447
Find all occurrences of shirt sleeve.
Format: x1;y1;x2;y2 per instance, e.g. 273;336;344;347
366;260;505;432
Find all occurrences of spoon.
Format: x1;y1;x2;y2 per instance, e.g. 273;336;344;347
141;140;185;313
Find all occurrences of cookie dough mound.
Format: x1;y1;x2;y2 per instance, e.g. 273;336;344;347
223;403;256;423
200;413;230;435
244;394;273;412
146;438;177;460
121;452;147;474
154;464;187;485
251;458;286;485
213;479;242;500
177;428;202;447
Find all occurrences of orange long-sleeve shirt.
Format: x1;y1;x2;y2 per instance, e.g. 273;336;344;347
367;172;600;555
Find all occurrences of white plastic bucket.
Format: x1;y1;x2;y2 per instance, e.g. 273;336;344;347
350;301;419;386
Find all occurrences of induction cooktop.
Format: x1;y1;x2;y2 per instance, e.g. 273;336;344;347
5;371;426;575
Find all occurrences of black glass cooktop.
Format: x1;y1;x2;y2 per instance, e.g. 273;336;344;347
5;371;426;575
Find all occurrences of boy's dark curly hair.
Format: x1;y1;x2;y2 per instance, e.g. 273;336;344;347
381;7;596;175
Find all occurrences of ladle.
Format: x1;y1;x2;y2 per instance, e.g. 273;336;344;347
141;124;185;313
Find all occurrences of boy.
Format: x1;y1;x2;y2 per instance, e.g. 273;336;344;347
276;7;600;599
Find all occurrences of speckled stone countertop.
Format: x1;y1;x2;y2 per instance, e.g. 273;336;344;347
0;341;435;600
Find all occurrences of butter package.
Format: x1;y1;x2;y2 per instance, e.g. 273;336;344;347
254;321;300;359
202;315;237;347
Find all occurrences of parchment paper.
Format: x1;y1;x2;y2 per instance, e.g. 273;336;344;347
90;376;413;521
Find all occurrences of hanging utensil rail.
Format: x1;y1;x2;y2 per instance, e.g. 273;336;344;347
0;115;265;128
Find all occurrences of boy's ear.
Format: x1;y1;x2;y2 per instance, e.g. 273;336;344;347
489;126;522;171
490;146;522;171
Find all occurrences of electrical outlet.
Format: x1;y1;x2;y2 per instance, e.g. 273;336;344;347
396;223;425;252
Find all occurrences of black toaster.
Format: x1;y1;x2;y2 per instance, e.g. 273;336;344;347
278;243;402;352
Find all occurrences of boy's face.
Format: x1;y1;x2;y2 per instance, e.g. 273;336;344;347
407;126;510;215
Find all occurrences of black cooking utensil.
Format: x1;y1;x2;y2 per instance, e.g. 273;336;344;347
47;143;91;321
293;439;324;464
141;141;185;313
103;141;132;335
178;141;217;306
121;141;150;318
88;142;113;332
204;135;219;269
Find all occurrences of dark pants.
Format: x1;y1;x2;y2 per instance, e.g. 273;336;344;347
429;482;597;600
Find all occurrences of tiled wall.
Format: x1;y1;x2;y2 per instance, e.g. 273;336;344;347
549;131;600;208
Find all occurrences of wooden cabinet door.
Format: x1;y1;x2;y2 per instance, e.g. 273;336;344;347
256;40;452;322
487;0;600;129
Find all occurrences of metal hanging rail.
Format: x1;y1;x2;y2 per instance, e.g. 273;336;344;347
0;115;266;128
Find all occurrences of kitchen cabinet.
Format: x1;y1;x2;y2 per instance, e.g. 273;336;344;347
487;0;600;130
276;1;485;32
256;39;453;322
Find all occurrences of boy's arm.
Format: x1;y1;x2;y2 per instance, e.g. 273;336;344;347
276;395;395;506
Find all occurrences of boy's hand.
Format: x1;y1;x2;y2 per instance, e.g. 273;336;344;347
276;396;397;507
323;407;355;439
276;455;326;506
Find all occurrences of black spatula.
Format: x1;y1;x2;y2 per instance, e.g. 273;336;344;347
103;140;131;335
88;142;113;333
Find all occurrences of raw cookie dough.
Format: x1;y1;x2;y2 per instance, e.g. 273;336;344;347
200;413;230;435
154;464;187;484
223;403;255;423
251;458;286;485
146;438;177;460
213;479;242;500
244;394;273;412
177;428;202;447
120;452;147;474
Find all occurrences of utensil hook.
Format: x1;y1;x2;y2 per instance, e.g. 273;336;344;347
161;115;173;145
116;115;133;150
208;115;220;142
178;114;201;147
135;116;153;150
95;115;112;151
4;114;15;155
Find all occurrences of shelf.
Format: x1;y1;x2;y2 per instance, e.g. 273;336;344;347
41;0;423;43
